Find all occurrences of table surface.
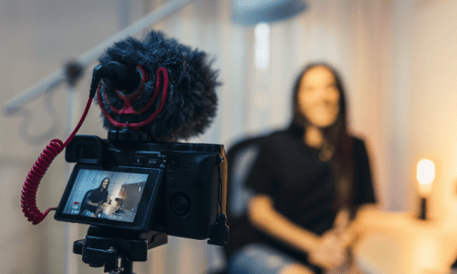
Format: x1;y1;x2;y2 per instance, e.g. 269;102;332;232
354;211;457;274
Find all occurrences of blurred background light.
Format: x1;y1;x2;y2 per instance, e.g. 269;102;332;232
231;0;308;26
417;158;435;197
254;23;270;70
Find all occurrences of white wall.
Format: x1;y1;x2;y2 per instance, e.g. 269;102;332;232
410;0;457;224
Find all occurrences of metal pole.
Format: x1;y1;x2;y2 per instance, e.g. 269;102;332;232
3;0;194;116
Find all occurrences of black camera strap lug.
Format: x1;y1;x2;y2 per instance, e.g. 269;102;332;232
207;213;229;246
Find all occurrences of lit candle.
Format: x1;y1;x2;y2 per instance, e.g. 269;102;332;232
416;159;435;220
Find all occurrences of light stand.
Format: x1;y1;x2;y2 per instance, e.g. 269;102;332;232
3;0;195;116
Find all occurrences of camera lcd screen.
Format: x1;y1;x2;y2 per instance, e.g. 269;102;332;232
62;169;148;223
55;164;163;231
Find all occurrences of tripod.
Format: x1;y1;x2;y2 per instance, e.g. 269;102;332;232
73;226;168;274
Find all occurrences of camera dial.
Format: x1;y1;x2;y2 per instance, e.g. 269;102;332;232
171;194;191;217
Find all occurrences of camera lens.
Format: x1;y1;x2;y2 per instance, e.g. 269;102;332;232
171;195;190;216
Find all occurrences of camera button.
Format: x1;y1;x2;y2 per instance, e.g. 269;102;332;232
171;195;191;216
133;156;144;165
165;157;179;169
148;158;159;166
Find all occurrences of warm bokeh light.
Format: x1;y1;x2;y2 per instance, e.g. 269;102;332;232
417;159;435;197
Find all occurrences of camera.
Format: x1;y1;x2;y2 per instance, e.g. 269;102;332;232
55;129;227;241
46;29;226;273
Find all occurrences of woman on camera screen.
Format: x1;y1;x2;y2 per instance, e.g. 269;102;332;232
79;177;110;217
226;63;377;274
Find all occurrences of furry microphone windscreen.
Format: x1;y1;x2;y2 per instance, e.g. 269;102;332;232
97;30;220;141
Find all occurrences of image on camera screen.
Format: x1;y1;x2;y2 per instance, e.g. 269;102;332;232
62;169;149;223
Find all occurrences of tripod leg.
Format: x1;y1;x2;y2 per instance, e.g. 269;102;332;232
120;257;134;274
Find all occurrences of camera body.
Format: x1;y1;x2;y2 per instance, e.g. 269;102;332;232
55;130;227;241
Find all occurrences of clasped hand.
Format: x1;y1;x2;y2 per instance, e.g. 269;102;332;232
308;210;352;271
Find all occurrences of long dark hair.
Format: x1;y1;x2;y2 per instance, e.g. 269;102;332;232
98;177;110;192
292;63;354;213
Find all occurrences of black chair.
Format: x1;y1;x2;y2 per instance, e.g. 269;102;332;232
206;136;265;274
226;136;265;221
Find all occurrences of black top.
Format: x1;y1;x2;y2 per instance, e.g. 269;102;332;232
225;124;376;271
80;189;109;214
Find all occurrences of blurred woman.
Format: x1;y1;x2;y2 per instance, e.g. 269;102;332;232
225;63;376;274
79;177;110;217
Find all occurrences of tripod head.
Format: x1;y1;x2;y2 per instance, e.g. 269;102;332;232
74;226;168;274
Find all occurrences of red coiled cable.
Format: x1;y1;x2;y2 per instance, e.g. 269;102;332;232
21;97;93;225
